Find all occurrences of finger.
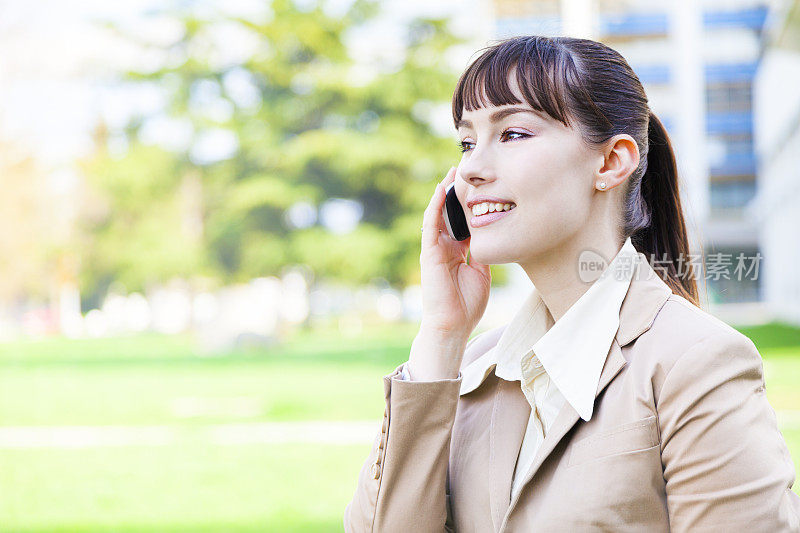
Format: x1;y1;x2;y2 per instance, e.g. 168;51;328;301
443;165;458;187
425;166;455;218
422;167;456;248
422;183;446;248
436;166;459;239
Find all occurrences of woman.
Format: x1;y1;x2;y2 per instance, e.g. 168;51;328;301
344;35;800;531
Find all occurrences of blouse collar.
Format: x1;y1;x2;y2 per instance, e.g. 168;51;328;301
459;236;639;422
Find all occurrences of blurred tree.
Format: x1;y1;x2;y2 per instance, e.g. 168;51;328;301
78;128;206;301
78;0;505;302
0;138;58;305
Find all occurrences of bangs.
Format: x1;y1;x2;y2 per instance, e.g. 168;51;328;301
452;37;576;130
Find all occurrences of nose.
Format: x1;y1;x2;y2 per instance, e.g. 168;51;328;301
458;148;497;187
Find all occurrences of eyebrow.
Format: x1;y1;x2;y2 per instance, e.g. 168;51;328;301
455;106;545;130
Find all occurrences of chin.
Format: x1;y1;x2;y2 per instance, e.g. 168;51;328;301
468;238;514;265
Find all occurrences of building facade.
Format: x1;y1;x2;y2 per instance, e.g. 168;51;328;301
752;0;800;325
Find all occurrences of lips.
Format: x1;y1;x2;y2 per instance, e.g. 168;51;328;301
470;205;514;228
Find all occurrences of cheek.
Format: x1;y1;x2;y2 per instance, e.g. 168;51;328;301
514;160;592;227
535;145;594;198
514;153;585;204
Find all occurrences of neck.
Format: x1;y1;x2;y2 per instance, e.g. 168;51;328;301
519;232;624;322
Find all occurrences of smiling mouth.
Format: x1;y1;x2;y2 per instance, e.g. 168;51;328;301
470;202;516;217
469;204;515;228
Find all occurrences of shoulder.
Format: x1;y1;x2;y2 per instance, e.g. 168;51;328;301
627;293;763;396
655;293;755;345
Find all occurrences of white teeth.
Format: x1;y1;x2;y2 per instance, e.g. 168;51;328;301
471;202;515;216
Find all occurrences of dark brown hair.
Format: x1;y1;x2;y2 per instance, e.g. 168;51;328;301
452;35;700;306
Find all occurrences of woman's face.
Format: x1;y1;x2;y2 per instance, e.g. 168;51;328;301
454;74;606;267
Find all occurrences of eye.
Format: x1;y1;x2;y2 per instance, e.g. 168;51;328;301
458;130;530;153
501;130;529;141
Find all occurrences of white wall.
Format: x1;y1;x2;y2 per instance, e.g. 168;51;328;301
752;46;800;324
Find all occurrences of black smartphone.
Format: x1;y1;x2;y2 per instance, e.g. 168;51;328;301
442;181;470;241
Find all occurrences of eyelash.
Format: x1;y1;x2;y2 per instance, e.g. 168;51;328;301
458;130;529;153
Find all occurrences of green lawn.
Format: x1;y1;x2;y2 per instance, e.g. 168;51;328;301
0;443;367;533
0;321;799;531
0;324;419;427
0;361;389;426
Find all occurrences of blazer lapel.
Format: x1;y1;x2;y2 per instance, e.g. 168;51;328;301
488;378;532;532
491;252;674;530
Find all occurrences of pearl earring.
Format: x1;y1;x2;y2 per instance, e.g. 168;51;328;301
598;181;607;190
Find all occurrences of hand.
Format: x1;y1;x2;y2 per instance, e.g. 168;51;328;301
418;166;491;341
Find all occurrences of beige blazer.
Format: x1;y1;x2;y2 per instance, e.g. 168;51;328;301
344;253;800;532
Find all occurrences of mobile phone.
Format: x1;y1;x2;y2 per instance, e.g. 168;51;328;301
442;182;470;241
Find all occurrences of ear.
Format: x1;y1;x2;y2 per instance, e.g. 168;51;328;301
595;134;640;191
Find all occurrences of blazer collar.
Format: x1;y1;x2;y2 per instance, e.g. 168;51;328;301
614;250;675;346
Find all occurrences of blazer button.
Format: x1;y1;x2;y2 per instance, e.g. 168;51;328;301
381;417;388;434
378;438;384;450
371;462;381;479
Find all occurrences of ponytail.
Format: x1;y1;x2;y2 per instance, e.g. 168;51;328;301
631;111;700;306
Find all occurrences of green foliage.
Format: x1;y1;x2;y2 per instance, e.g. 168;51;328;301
77;143;207;299
79;0;470;300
